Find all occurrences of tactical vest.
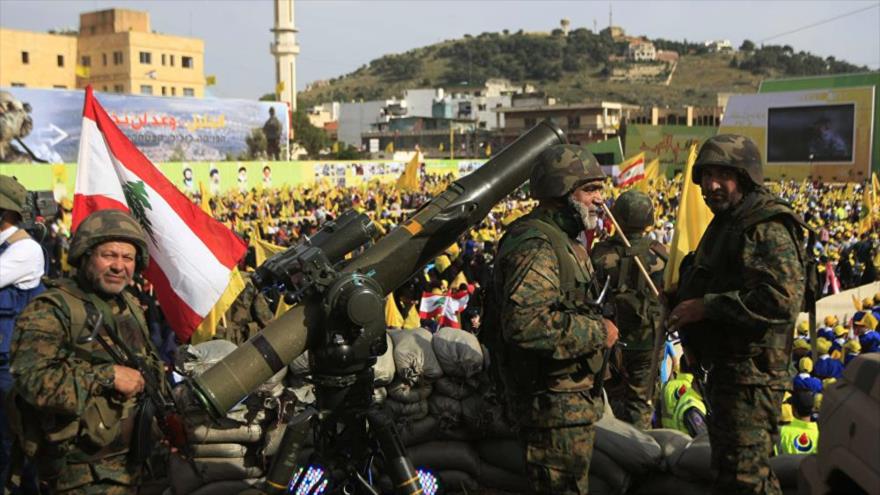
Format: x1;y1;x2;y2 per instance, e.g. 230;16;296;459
489;209;604;396
777;418;819;455
0;229;46;356
677;191;807;380
606;237;666;350
8;278;159;487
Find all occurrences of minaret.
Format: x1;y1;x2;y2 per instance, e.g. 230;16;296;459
271;0;300;110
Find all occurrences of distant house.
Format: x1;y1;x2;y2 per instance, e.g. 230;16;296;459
656;50;679;63
627;40;656;62
704;40;733;53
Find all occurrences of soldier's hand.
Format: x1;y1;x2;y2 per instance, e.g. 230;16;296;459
602;318;619;349
667;298;706;329
113;365;145;398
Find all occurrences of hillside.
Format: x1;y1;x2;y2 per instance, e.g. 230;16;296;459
298;29;868;108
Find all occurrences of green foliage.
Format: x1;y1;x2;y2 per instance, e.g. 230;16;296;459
652;38;708;55
739;39;755;52
246;128;267;159
369;52;424;81
291;109;328;158
329;144;364;160
734;44;868;76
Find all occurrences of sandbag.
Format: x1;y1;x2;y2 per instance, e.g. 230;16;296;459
432;327;484;378
225;406;268;425
193;456;264;481
436;470;479;493
590;448;631;495
595;415;662;475
188;479;260;495
769;454;804;489
385;399;429;420
387;379;433;404
262;423;286;458
389;328;443;384
669;432;714;482
286;378;315;405
646;428;692;471
397;416;438;446
178;340;238;377
477;438;524;473
373;334;396;385
629;473;711;495
433;376;477;400
190;443;248;458
407;441;481;478
476;461;528;493
188;424;263;444
436;426;471;442
460;394;513;438
428;394;462;429
373;386;387;404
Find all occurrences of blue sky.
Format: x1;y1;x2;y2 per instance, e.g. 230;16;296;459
2;0;878;100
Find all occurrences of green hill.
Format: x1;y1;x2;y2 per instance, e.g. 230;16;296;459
298;29;867;108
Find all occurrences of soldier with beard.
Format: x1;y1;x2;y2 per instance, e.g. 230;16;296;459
490;145;618;494
667;135;807;495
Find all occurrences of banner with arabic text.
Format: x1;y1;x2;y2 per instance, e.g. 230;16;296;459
1;87;289;164
624;124;715;173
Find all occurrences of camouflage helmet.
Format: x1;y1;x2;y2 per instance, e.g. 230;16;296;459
611;190;654;233
692;134;763;187
530;144;605;200
69;209;150;270
0;175;27;215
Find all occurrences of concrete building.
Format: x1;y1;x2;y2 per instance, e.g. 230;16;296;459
362;116;481;158
307;102;340;128
1;8;206;97
337;99;397;147
627;40;657;62
404;88;443;118
271;0;300;110
492;99;640;146
0;28;78;89
628;105;723;127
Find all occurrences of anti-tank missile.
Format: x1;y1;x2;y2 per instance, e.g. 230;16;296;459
192;120;566;418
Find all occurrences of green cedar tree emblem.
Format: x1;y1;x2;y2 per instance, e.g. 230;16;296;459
122;180;158;247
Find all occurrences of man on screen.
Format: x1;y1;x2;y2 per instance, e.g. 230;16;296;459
808;117;848;160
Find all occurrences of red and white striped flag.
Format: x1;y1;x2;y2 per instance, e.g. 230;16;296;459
72;86;247;342
616;153;646;188
418;287;473;329
418;291;446;320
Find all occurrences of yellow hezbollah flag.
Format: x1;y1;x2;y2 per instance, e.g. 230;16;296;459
75;65;90;78
205;75;217;86
191;267;247;344
385;141;394;154
198;181;212;215
859;172;879;234
252;237;285;268
386;293;405;328
636;158;660;193
396;151;420;191
663;144;713;287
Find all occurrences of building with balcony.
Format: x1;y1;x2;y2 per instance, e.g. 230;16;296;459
492;100;640;146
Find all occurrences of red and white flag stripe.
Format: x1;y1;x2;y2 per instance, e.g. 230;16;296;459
418;292;445;319
617;154;646;188
72;86;247;341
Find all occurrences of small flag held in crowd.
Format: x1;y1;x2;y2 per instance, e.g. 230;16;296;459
616;153;646;188
396;150;421;192
72;86;248;342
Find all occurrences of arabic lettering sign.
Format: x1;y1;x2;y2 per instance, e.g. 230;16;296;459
625;124;716;171
1;87;289;164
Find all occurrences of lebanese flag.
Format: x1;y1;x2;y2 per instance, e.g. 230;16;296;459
72;86;247;342
617;153;646;188
823;261;840;295
437;289;471;329
418;291;446;319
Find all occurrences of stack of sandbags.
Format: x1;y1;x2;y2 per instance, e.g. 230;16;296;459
170;340;284;494
591;414;663;494
388;328;443;384
371;334;396;404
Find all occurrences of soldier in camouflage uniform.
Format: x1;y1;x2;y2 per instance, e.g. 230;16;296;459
8;209;167;494
492;145;618;494
667;135;807;495
592;190;666;430
214;272;274;345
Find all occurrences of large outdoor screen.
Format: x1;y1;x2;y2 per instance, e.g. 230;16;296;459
767;104;855;163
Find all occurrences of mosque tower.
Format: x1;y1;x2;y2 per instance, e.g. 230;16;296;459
271;0;299;110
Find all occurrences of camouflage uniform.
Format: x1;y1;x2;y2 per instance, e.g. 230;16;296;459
8;210;164;494
592;190;666;429
675;135;807;495
491;145;608;494
214;273;274;345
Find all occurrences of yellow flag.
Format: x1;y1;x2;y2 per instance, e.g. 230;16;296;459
206;75;217;86
75;65;90;78
636;158;660;193
198;181;212;215
403;305;421;329
451;270;468;290
859;173;879;234
385;141;394;154
275;81;285;94
385;293;405;328
252;237;285;267
396;151;420;191
191;268;247;344
332;141;340;153
485;143;492;157
663;144;714;287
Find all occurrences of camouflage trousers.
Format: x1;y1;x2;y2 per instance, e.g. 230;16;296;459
707;380;783;495
607;349;657;430
521;424;595;494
